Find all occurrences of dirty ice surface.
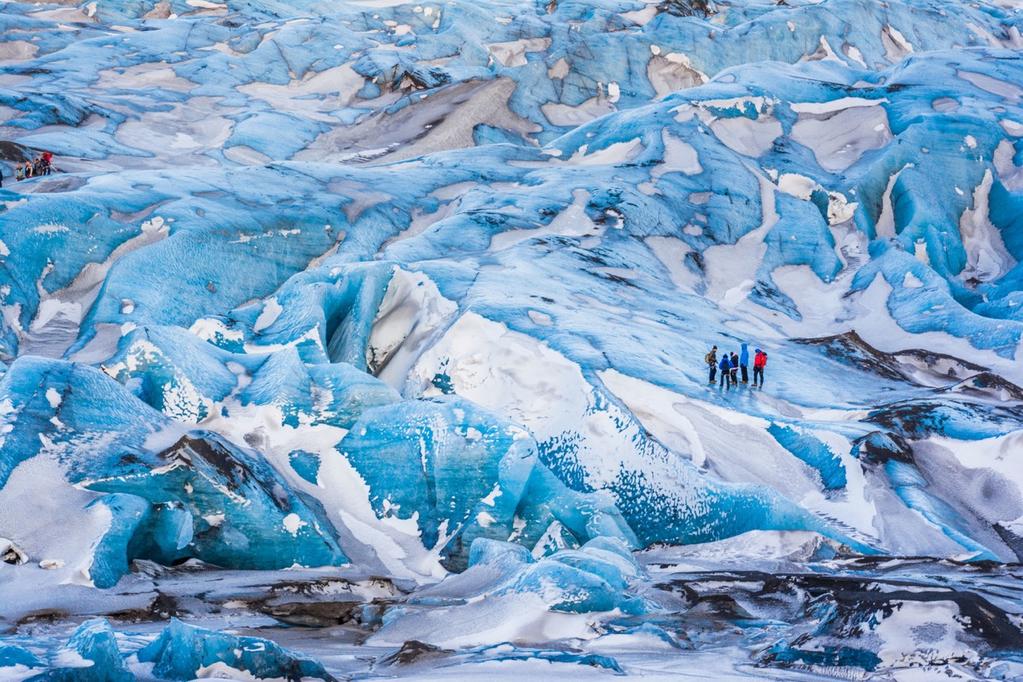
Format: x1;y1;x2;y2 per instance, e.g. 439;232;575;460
1;0;1023;679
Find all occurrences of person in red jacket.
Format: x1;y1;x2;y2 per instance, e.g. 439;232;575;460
753;348;767;388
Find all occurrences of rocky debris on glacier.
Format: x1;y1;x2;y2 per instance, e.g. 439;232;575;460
2;533;1020;680
644;544;1023;678
1;0;1023;677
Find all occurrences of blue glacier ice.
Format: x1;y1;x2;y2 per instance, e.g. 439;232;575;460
479;536;652;615
32;619;133;682
136;619;334;681
1;0;1022;677
0;643;41;671
768;423;847;490
0;355;347;586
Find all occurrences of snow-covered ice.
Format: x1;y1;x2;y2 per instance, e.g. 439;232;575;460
0;0;1022;678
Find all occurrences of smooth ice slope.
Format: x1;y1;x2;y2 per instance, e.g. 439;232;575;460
1;0;1022;678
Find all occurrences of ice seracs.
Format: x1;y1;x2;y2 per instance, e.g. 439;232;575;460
1;0;1023;677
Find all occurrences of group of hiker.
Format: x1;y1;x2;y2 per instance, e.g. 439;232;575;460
0;151;55;188
15;152;54;181
704;343;767;389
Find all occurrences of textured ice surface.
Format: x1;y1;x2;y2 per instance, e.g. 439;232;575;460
136;619;334;681
1;0;1023;678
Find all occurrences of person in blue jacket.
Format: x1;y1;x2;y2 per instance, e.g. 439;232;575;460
739;343;750;384
718;353;731;389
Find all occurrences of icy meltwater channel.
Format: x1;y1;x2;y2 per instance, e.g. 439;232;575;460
2;0;1023;678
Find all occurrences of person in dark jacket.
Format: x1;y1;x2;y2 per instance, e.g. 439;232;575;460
718;353;731;389
705;345;718;384
739;343;749;384
730;352;739;385
753;348;767;387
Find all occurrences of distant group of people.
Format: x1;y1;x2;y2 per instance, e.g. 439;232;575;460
0;152;55;187
15;152;54;181
705;343;767;389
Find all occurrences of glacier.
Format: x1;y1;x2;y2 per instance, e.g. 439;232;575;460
1;0;1023;678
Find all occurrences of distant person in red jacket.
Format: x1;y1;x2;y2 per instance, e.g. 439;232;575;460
753;349;767;388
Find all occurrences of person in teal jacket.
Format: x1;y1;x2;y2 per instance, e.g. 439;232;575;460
739;343;749;384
